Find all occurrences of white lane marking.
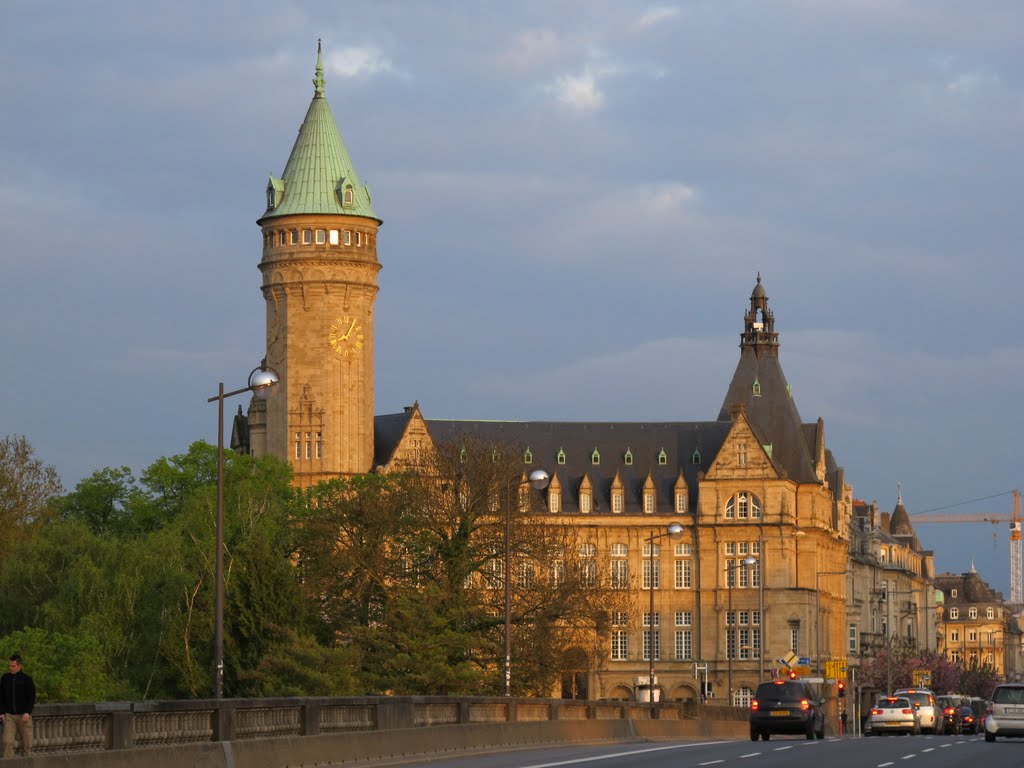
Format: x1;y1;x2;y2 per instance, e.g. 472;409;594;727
940;743;951;747
901;756;916;760
740;753;761;758
922;747;935;752
698;762;724;766
878;763;894;767
774;746;792;751
515;741;731;768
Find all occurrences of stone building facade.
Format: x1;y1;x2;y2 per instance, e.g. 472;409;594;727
935;568;1023;682
237;48;870;704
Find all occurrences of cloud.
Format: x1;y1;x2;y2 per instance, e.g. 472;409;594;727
325;46;396;78
634;6;681;31
551;67;607;113
495;28;565;74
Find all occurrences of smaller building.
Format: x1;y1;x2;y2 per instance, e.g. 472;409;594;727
936;566;1023;682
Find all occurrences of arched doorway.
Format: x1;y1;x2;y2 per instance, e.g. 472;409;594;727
561;648;589;699
671;684;698;702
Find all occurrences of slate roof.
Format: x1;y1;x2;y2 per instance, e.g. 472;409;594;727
717;276;819;484
257;43;378;224
374;415;732;515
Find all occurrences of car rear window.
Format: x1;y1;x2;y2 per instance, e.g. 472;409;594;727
898;692;932;706
756;682;806;698
877;697;909;708
993;686;1024;704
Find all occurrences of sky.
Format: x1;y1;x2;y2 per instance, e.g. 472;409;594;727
2;1;1023;593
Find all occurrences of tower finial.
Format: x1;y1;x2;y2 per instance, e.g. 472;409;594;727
897;481;902;504
313;39;325;97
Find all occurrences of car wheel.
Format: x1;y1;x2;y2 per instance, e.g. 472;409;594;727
985;731;995;742
762;732;771;741
806;721;815;740
750;728;759;742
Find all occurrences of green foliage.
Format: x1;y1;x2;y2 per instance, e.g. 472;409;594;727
0;435;63;550
0;627;126;701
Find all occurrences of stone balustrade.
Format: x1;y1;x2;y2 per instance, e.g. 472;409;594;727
17;696;748;759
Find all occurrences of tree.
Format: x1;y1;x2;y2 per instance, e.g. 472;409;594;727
0;435;62;548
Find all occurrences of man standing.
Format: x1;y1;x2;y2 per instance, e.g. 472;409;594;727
0;655;35;757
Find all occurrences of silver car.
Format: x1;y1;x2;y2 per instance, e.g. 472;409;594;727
893;688;938;734
869;696;920;735
985;683;1024;741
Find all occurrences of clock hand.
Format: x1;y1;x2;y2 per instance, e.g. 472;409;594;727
342;318;357;340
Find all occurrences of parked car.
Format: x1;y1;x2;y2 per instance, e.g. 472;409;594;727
957;706;979;734
894;688;938;734
869;696;920;736
985;683;1024;741
749;680;825;741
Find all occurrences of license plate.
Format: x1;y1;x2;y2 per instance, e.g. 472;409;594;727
771;710;791;716
1005;707;1024;714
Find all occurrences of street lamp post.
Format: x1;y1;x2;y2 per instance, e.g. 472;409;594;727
207;360;279;699
815;570;847;679
646;523;685;711
726;555;758;705
504;468;550;697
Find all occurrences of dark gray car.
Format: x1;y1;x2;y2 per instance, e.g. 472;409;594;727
749;680;825;741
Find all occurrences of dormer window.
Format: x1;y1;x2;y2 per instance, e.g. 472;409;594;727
343;185;355;206
949;608;959;620
644;492;655;514
658;448;667;465
524;447;533;464
612;492;623;514
691;448;701;465
580;492;592;514
624;448;633;466
557;448;566;465
591;449;600;465
752;379;761;397
675;492;687;514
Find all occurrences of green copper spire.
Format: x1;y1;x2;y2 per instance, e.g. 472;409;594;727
259;42;379;223
313;38;325;97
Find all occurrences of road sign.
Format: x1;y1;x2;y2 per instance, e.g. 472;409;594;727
825;660;848;680
791;665;812;677
798;656;811;667
912;669;932;687
782;651;799;668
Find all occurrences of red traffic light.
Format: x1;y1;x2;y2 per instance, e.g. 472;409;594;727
788;670;798;679
837;681;845;690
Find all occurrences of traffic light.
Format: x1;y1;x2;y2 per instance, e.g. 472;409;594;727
837;680;846;698
788;670;798;680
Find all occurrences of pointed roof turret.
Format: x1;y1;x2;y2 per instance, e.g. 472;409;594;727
718;275;817;483
258;41;379;224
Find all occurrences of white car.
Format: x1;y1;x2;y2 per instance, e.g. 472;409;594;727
985;683;1024;741
869;696;920;735
893;688;938;734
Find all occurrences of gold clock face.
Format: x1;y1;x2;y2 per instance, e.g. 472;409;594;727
328;315;364;357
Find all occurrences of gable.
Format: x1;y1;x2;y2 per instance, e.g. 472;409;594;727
704;415;781;481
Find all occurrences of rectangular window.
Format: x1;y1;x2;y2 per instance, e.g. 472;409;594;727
549;491;560;514
315;432;323;459
676;542;693;556
790;627;800;654
329;229;339;245
580;494;591;514
643;559;660;590
675;630;693;660
644;493;655;513
302;229;312;244
951;630;960;642
726;627;736;659
643;629;660;661
315;229;326;244
739;565;749;588
675;611;693;626
988;608;995;619
848;623;858;653
611;559;629;589
751;561;761;588
279;231;287;246
676;493;686;513
344;230;352;245
739;542;749;555
611;631;628;661
739;627;751;659
290;229;299;245
551;560;565;586
969;629;978;642
969;607;978;619
725;542;736;556
675;559;692;589
581;559;596;587
294;431;301;460
612;494;623;513
356;231;362;246
750;541;760;555
643;611;660;627
737;443;748;467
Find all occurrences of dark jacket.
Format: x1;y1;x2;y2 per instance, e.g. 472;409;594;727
0;671;35;715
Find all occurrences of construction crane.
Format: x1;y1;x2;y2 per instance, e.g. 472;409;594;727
912;489;1022;604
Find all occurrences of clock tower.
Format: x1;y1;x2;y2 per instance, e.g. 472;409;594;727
250;43;381;487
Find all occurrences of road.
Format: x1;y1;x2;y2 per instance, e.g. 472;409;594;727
388;733;1020;768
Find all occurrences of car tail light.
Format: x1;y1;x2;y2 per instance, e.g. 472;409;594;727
871;709;882;715
902;709;913;715
751;700;759;711
800;699;810;711
965;716;974;723
944;707;955;714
